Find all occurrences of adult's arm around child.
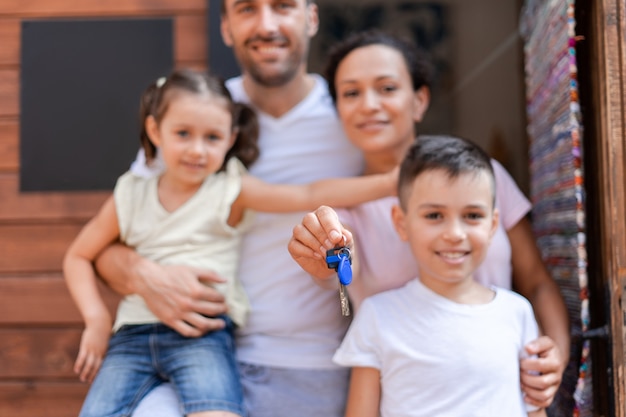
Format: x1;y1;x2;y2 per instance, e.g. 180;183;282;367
95;243;229;338
508;218;570;408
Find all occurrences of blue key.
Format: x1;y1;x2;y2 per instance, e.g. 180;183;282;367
326;246;352;316
326;247;352;285
337;252;352;286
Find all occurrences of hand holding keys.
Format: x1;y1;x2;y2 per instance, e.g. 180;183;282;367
326;245;352;316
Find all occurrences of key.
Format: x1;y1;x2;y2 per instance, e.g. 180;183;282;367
339;282;350;317
326;246;352;317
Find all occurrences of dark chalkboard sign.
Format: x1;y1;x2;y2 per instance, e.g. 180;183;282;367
20;18;173;191
208;0;240;80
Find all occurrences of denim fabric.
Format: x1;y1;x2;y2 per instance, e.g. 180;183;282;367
79;320;245;417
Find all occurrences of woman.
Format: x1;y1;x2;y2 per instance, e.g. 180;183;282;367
288;30;569;409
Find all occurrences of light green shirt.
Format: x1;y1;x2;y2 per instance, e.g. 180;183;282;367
113;158;253;330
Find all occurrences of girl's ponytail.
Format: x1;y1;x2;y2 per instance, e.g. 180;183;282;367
225;102;259;169
138;79;162;163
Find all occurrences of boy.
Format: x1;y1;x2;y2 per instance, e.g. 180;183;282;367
333;135;546;417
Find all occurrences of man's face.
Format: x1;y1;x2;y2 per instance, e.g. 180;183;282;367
221;0;319;87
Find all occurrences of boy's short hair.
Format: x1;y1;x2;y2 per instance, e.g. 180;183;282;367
398;135;495;209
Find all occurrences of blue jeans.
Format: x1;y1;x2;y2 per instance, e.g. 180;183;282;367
79;321;245;417
131;363;350;417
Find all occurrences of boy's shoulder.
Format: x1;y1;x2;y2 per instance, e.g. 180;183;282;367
359;279;420;311
493;286;530;302
492;286;534;314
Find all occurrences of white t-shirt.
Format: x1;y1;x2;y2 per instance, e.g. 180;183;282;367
131;75;363;369
333;279;539;417
228;75;362;368
339;159;531;311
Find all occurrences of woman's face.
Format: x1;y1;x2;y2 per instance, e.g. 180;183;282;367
334;44;429;155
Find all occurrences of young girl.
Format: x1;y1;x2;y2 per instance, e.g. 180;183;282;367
63;68;395;417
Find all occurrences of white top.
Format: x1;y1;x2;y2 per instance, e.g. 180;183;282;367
227;75;363;368
339;159;531;311
114;158;253;330
333;279;539;417
130;74;363;368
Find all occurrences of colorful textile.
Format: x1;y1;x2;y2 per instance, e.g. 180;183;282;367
520;0;591;415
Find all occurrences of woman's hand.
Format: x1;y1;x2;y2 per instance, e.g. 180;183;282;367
520;335;565;408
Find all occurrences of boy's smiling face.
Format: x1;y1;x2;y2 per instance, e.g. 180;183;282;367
392;168;499;292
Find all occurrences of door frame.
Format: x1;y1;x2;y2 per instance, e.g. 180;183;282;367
589;0;626;414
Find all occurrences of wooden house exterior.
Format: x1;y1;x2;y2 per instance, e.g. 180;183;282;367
0;0;625;416
0;1;207;415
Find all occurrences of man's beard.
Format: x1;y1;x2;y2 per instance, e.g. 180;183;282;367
236;34;309;87
246;58;301;87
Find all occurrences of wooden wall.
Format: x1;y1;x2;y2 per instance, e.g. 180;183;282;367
0;1;208;415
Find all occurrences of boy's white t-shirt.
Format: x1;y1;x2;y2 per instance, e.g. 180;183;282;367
131;75;363;368
333;279;539;417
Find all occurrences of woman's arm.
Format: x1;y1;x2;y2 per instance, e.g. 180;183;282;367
345;367;381;417
510;218;570;359
508;218;570;407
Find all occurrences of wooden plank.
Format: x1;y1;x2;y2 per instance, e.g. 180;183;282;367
0;275;119;325
0;69;18;116
0;329;81;378
0;224;83;273
0;174;110;221
577;2;611;414
175;14;207;63
0;120;18;171
0;0;206;16
0;18;19;67
595;0;626;414
0;382;87;417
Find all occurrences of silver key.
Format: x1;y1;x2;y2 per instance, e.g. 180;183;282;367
339;283;351;316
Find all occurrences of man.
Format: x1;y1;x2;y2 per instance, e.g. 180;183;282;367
95;1;362;416
96;1;564;415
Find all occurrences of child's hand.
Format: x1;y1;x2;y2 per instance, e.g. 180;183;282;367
288;206;353;287
74;316;111;383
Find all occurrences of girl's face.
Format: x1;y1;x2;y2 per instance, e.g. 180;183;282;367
147;92;235;189
334;44;429;157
